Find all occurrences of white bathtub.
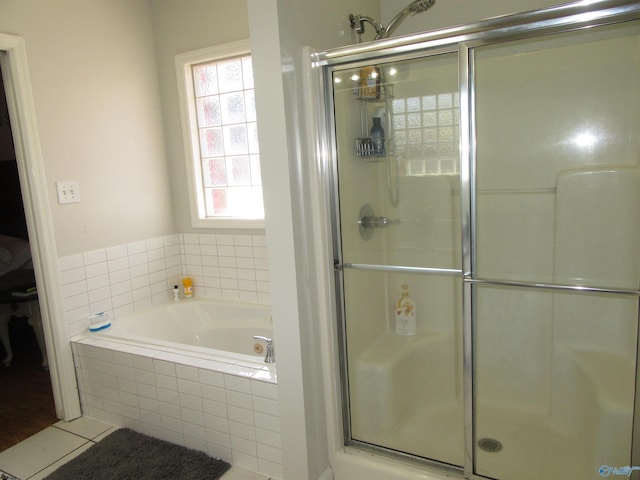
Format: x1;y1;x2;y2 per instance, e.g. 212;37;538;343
96;299;273;364
71;298;282;477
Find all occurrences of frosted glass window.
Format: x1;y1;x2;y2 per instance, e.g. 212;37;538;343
217;59;243;93
196;97;221;127
390;58;460;177
220;92;246;124
187;52;263;221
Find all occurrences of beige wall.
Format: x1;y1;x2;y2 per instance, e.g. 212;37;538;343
379;0;568;37
149;0;251;234
0;0;174;256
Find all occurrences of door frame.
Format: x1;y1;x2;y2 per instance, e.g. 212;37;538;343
0;33;81;420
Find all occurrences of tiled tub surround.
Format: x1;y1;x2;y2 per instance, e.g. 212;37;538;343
71;336;282;479
58;233;270;337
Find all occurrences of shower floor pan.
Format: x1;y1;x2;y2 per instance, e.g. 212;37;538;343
349;334;630;480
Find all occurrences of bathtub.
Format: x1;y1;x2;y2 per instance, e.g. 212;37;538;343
97;299;273;364
71;299;282;478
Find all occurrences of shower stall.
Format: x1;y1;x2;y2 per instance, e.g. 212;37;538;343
315;2;640;479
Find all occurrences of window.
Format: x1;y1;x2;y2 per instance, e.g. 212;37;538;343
176;40;264;228
392;92;460;176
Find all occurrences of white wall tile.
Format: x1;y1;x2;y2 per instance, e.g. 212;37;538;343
227;405;254;426
203;399;228;419
127;241;147;255
62;280;88;298
231;435;257;456
59;254;84;271
108;257;130;273
204;413;229;433
60;267;86;285
106;245;128;260
258;458;283;479
83;249;107;265
199;234;217;245
157;388;179;405
254;412;280;433
73;339;281;478
60;232;271;330
216;234;234;246
257;443;282;464
251;380;278;400
146;237;165;251
230;420;256;441
256;427;281;448
206;428;231;449
181;407;205;427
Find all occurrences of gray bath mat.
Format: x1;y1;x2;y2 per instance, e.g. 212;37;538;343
43;428;231;480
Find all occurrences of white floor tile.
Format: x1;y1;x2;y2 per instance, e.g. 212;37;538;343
53;416;113;440
27;441;95;480
221;466;271;479
0;427;89;479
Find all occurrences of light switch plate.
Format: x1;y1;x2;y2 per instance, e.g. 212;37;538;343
56;181;80;204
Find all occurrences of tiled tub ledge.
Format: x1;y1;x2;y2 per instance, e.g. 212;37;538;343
71;335;282;479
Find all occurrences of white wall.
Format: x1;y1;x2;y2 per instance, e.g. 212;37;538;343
0;0;174;256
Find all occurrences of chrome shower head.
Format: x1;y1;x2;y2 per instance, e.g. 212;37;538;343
349;0;436;41
408;0;436;15
379;0;436;39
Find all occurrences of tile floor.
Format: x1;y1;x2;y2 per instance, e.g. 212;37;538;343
0;417;270;480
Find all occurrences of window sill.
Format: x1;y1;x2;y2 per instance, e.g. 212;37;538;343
191;217;266;230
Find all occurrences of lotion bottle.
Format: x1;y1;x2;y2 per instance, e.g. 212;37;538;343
395;284;416;336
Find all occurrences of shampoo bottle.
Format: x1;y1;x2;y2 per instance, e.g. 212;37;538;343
370;117;385;155
395;284;416;336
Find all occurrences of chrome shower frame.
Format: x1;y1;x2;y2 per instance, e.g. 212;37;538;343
314;1;640;478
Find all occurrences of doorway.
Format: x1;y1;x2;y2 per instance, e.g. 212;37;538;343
0;32;82;427
0;63;57;452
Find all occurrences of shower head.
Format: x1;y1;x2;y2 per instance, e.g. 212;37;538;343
408;0;436;15
349;0;436;41
378;0;436;39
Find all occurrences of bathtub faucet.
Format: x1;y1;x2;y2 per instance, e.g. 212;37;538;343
253;335;275;363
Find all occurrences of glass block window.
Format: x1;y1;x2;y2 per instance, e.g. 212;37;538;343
392;92;460;176
192;55;263;218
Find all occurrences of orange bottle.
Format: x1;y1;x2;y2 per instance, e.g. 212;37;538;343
359;66;380;99
182;277;193;298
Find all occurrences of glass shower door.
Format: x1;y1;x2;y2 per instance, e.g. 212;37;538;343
472;21;640;480
331;52;464;467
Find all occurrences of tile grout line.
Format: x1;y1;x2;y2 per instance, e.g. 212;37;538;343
23;426;98;480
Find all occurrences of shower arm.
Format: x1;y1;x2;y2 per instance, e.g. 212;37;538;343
350;0;436;40
349;14;386;40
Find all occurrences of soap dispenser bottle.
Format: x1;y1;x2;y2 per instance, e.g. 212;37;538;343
395;284;416;336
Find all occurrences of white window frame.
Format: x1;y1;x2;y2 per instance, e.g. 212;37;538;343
175;39;264;229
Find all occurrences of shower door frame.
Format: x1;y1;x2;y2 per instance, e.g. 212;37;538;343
315;1;640;478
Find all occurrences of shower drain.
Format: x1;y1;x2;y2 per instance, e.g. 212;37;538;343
477;438;503;453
